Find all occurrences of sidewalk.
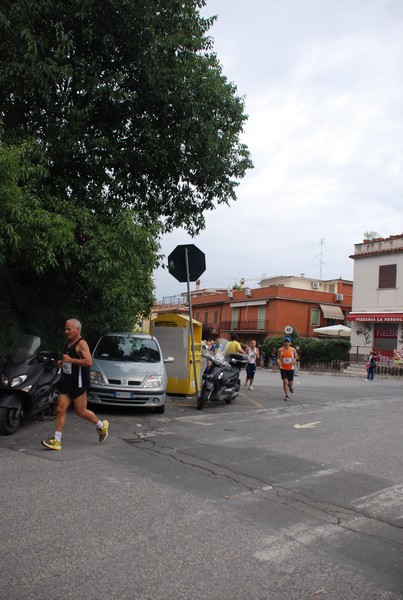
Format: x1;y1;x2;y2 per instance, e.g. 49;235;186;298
257;366;403;380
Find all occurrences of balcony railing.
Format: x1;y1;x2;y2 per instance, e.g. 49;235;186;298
160;295;187;306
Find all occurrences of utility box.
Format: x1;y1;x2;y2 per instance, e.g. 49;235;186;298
151;313;202;395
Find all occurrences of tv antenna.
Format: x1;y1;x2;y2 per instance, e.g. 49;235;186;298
315;239;330;280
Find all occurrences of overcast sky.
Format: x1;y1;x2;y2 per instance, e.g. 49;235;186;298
153;0;403;300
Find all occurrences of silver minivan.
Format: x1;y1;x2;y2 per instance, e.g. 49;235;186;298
88;333;174;413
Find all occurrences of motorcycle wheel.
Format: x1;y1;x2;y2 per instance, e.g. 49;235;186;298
196;389;210;410
0;406;22;435
225;380;241;404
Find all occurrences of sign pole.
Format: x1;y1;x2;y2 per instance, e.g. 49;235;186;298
185;247;199;397
167;243;205;400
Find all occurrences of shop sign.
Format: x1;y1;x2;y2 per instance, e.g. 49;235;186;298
374;329;397;338
376;349;403;364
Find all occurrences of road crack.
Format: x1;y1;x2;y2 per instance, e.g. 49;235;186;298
122;431;403;546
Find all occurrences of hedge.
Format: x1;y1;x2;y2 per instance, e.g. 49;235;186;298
261;335;350;363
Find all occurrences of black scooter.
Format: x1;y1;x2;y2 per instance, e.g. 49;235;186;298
0;335;60;435
197;352;247;410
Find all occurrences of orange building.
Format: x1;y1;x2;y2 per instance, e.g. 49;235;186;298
188;275;352;343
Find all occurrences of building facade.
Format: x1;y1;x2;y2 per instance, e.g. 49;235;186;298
188;275;352;343
348;235;403;364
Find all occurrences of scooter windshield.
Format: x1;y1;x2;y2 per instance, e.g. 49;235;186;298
8;335;41;363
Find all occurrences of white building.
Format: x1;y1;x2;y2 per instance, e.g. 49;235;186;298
348;234;403;364
259;274;350;295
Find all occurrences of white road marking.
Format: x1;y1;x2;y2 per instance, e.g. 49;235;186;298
294;421;321;429
353;484;403;520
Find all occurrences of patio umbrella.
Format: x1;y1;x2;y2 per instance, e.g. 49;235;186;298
313;324;351;337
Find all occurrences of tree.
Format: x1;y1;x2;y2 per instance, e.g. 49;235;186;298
363;231;381;240
0;0;252;353
0;0;252;235
202;323;213;341
0;139;159;355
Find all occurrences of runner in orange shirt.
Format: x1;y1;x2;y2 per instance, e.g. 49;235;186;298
277;337;298;400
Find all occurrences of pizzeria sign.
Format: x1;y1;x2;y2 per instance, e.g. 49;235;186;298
348;313;403;323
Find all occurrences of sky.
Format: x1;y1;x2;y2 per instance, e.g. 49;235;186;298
153;0;403;300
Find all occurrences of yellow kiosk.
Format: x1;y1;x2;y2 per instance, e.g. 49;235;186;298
151;313;202;395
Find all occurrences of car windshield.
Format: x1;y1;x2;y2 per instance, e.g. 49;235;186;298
94;336;161;363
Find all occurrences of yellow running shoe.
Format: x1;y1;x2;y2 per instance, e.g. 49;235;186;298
98;420;109;442
41;437;62;451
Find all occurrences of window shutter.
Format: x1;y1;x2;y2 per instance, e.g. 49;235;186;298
379;264;396;288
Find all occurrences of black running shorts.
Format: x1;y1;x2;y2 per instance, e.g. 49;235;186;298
280;369;294;382
59;385;89;400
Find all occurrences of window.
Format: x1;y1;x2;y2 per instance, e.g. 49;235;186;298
94;335;160;363
257;306;265;330
195;312;200;322
204;311;208;323
213;310;218;324
379;264;396;289
231;308;239;329
311;309;320;326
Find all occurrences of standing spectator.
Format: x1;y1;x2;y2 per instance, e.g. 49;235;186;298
210;339;220;353
271;348;278;372
294;346;301;376
366;351;377;381
245;340;259;390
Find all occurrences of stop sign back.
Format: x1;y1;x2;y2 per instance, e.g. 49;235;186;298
168;244;206;283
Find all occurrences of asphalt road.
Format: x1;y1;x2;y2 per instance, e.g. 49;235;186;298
0;370;402;600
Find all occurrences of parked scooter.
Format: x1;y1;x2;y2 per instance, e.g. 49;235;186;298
197;350;247;410
0;335;60;435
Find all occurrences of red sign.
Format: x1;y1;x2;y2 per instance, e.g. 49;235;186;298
374;329;397;338
348;312;403;322
377;351;394;361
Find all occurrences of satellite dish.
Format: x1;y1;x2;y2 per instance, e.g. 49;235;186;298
284;325;293;335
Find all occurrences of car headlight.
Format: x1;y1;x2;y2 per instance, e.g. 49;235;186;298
11;375;27;387
1;374;8;386
144;375;163;388
90;370;106;385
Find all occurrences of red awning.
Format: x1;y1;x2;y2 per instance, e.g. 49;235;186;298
347;312;403;323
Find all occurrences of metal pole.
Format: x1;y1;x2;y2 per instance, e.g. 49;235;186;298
185;247;199;397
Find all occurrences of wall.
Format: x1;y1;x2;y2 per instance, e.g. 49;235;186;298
349;236;403;363
352;254;403;311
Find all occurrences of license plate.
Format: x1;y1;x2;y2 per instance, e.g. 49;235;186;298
113;391;134;399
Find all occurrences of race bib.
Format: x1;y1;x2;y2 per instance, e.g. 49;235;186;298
62;361;72;374
283;357;292;364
